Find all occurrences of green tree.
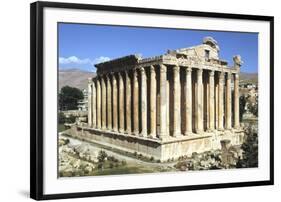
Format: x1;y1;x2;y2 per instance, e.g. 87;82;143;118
239;95;246;120
236;128;258;168
59;86;83;110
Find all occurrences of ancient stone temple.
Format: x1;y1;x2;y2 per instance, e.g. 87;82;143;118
77;37;244;161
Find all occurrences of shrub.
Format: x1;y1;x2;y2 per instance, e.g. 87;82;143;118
58;112;66;124
108;155;119;163
174;161;187;171
109;163;114;169
236;130;258;168
97;163;103;169
121;160;127;166
97;150;108;162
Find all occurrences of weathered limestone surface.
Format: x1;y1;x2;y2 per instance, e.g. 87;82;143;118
184;67;192;134
226;72;232;129
218;72;224;130
149;66;157;138
83;37;244;161
92;81;96;128
140;67;147;137
234;73;240;129
101;77;106;130
133;69;139;135
159;64;168;140
106;75;112;130
172;65;181;137
118;73;124;133
112;74;118;132
209;71;215;131
125;71;131;133
96;78;101;129
196;69;204;133
87;79;92;127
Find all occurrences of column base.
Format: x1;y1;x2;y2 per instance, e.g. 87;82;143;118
125;130;132;134
183;131;193;136
195;129;204;134
159;136;171;141
132;131;139;136
172;132;182;138
234;125;240;130
140;132;148;138
148;133;157;139
206;128;215;133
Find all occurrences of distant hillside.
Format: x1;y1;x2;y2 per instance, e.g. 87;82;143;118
240;72;258;84
59;68;95;90
59;69;258;91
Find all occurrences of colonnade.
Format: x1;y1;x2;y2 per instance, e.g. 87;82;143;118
88;65;240;140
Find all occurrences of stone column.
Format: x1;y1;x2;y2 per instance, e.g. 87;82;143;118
159;64;168;140
209;71;215;131
234;73;240;129
149;65;157;138
101;76;106;130
218;72;224;130
106;75;112;130
112;74;118;132
118;72;124;133
133;69;139;135
140;67;147;137
172;65;181;137
125;71;131;134
96;78;101;129
196;69;204;133
183;67;192;135
87;79;92;127
92;80;96;128
225;72;232;129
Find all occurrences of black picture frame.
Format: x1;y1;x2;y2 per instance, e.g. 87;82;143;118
30;1;274;200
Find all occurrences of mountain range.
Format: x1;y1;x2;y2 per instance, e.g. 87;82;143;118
59;68;258;90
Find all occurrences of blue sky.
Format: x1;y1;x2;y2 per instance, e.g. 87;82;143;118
59;23;258;73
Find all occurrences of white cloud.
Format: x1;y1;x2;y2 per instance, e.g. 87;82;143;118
93;56;110;64
59;56;110;65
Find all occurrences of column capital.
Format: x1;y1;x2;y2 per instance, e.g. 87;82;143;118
125;70;130;76
185;66;192;73
105;73;111;79
209;70;215;77
234;73;239;79
160;64;167;73
150;65;156;72
219;71;225;80
133;68;139;77
140;66;145;73
118;71;123;77
226;72;232;78
197;68;203;74
88;77;93;83
88;83;92;91
173;65;180;72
